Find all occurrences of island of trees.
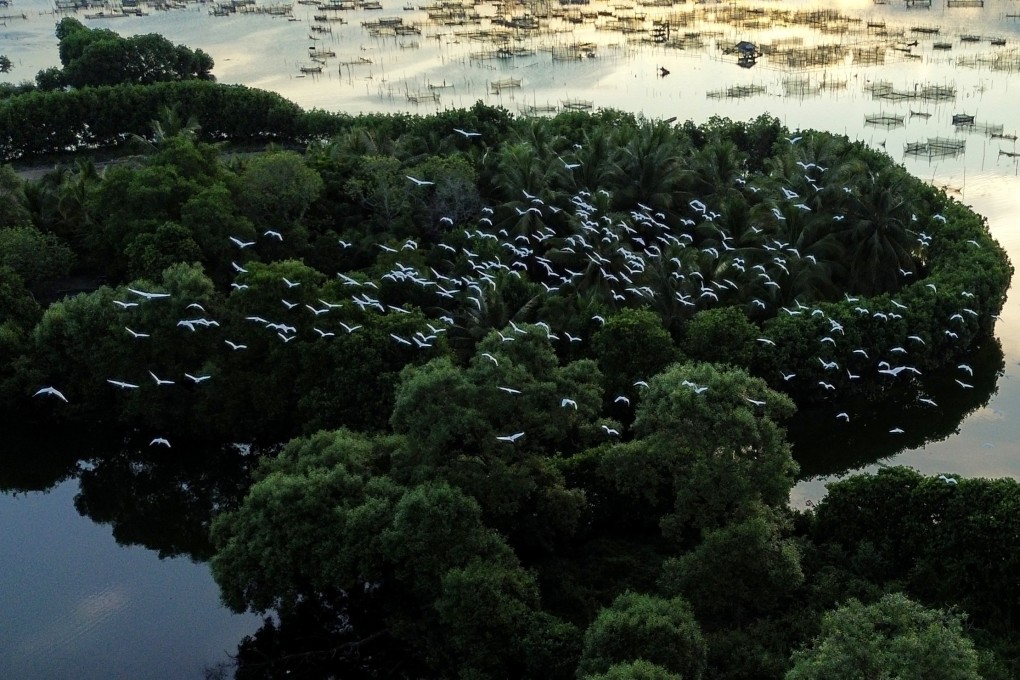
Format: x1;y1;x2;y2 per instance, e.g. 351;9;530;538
1;20;1017;680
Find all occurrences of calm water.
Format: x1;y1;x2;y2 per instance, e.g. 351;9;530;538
2;0;1020;676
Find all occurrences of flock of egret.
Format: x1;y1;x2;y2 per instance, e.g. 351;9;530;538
31;130;995;451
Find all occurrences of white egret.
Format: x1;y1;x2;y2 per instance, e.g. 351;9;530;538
128;288;170;300
149;371;175;386
34;386;68;402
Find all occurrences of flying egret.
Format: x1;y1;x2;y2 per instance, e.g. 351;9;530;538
150;437;171;447
185;373;212;383
230;236;255;249
225;340;247;350
34;386;68;402
113;300;139;309
601;425;621;436
498;386;522;394
406;175;434;186
481;353;499;365
128;287;170;300
560;398;578;409
496;432;525;443
107;379;139;389
149;371;175;386
125;327;150;339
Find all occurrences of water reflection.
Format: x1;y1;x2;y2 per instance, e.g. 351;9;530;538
0;478;260;680
75;437;259;560
3;421;260;560
787;337;1005;478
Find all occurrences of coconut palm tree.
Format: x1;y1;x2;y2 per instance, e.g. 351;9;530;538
611;120;686;213
681;137;748;205
840;167;919;296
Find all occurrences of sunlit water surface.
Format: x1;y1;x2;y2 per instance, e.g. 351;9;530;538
2;0;1020;675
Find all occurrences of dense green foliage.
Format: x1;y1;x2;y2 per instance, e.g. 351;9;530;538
1;94;1015;679
786;593;982;680
51;18;214;88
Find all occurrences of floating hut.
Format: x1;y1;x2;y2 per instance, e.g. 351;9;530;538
725;40;760;67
